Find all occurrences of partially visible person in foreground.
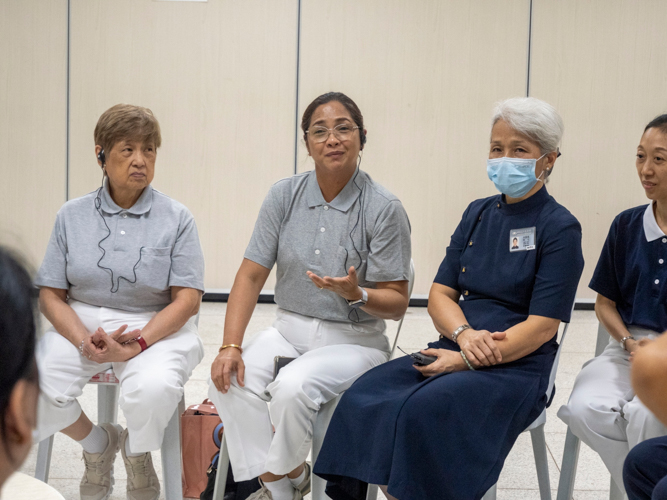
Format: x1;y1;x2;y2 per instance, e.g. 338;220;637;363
314;97;584;500
559;114;667;496
0;248;39;491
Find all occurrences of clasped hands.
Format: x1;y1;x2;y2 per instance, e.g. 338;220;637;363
415;329;507;377
306;266;362;301
628;337;654;361
80;325;143;363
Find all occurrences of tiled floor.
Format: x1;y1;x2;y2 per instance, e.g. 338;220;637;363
18;304;616;499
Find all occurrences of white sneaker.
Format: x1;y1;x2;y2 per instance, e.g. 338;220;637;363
120;429;160;500
80;423;122;500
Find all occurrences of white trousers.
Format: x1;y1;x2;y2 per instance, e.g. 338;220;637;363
207;308;389;481
37;300;204;453
557;328;667;493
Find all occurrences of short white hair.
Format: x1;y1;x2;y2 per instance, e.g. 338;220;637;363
492;97;564;154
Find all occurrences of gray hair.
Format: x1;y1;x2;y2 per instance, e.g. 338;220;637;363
492;97;564;154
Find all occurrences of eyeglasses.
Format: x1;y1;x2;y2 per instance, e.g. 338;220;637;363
307;123;360;143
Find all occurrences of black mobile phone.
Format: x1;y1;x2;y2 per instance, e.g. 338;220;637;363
410;352;437;366
397;346;437;366
273;356;296;380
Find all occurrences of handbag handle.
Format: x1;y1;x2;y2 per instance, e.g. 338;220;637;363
213;422;224;448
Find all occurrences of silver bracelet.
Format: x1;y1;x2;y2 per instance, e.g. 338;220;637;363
620;335;635;351
460;351;476;371
78;339;85;357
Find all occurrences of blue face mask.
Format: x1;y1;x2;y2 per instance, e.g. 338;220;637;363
486;154;547;198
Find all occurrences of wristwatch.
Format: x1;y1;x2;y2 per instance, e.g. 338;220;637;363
347;287;368;309
620;335;635;351
451;324;471;344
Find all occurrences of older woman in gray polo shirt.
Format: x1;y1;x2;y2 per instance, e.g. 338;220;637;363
209;92;412;500
35;104;205;500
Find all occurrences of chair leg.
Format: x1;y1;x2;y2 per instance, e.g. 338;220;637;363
213;434;230;500
556;428;581;500
481;482;497;500
98;384;119;424
609;476;626;500
530;423;552;499
365;484;379;500
34;436;54;482
162;397;185;500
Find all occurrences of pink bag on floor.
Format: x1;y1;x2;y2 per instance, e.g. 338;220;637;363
181;399;222;499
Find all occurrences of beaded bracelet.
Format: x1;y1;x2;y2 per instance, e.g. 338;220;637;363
78;339;85;357
460;351;476;371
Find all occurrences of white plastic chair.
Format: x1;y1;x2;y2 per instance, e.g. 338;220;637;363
481;311;575;500
212;260;415;500
555;323;626;500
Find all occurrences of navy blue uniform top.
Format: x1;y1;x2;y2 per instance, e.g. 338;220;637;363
589;204;667;333
434;186;584;336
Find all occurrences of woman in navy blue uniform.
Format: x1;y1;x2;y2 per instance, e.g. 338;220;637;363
313;97;584;500
559;115;667;496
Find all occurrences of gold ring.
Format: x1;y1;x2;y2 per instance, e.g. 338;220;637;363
318;287;323;290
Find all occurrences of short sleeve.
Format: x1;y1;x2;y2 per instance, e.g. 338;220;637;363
243;184;285;270
35;211;69;290
433;203;473;290
588;218;622;303
168;210;205;291
528;219;584;322
366;201;412;282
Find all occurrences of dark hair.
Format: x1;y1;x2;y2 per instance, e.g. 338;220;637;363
301;92;366;148
0;248;38;459
644;114;667;136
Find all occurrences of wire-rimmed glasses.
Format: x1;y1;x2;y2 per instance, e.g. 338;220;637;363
306;123;360;143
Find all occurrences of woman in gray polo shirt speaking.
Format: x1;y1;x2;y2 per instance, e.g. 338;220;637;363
209;92;412;500
35;104;205;500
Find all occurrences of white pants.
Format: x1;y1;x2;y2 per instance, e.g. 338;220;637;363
37;300;204;453
558;328;667;493
208;308;389;480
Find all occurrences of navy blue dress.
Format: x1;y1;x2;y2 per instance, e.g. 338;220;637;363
313;186;584;500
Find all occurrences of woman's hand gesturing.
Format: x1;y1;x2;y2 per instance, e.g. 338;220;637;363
211;347;245;394
306;266;362;301
457;329;506;367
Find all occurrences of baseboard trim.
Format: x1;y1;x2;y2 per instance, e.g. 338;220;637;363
203;292;595;310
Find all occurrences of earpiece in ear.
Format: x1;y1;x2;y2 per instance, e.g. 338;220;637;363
97;149;106;167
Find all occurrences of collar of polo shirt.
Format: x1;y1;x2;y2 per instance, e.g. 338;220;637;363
305;168;362;212
99;177;153;215
643;202;667;242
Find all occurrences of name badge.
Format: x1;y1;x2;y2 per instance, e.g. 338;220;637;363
510;227;536;252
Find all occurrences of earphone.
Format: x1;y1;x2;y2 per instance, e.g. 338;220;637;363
346;152;367;323
97;149;106;167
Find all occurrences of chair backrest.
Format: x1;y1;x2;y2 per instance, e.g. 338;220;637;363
544;302;577;400
390;259;416;356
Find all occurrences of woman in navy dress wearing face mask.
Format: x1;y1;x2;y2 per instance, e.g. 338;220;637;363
313;97;584;500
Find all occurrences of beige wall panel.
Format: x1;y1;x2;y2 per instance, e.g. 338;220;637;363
0;0;67;269
531;0;667;301
299;0;530;296
69;0;298;290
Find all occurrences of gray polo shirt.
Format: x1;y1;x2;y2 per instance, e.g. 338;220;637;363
35;180;205;313
245;168;411;328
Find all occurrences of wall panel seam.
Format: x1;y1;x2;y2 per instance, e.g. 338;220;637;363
526;0;533;97
66;0;71;201
293;0;302;175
